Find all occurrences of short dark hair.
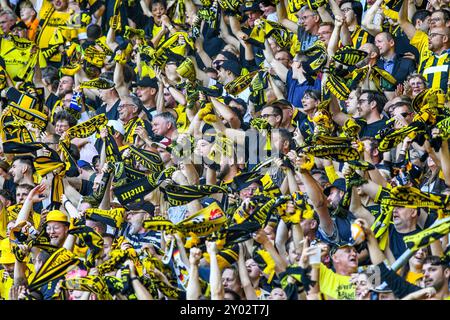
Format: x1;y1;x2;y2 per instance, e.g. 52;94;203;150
151;0;167;8
340;0;363;25
12;156;35;174
424;255;449;268
17;184;34;193
412;10;431;26
262;104;283;121
54;110;77;127
87;24;102;40
361;90;387;114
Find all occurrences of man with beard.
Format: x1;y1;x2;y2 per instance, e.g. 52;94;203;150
398;0;450;92
359;219;450;300
123;201;161;252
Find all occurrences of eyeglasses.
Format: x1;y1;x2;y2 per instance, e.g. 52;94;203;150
118;103;135;109
429;33;446;38
399;112;411;118
299;14;315;21
430;17;443;23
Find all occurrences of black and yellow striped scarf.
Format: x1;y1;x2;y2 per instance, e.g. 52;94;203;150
28;248;80;291
143;202;227;237
123;117;145;145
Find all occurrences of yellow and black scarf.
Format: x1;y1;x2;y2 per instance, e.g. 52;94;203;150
28;248;80;291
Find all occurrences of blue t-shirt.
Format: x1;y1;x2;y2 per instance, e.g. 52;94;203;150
286;69;321;109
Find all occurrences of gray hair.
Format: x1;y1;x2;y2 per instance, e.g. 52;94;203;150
154;111;177;128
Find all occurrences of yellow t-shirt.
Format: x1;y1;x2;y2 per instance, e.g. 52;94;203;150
319;263;356;300
36;0;72;63
0;264;35;300
405;271;423;285
0;271;13;300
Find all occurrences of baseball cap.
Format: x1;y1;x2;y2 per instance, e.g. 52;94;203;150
329;242;355;257
323;178;347;196
219;60;242;76
242;0;263;12
107;120;125;135
132;76;158;89
77;160;93;170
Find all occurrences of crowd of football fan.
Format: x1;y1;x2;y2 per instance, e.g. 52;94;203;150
0;0;449;300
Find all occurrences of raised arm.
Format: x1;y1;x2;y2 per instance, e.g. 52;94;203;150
361;0;384;37
263;39;289;83
398;0;417;40
237;243;258;300
206;241;224;300
210;97;241;129
297;154;335;236
253;229;288;274
186;247;203;300
276;0;298;33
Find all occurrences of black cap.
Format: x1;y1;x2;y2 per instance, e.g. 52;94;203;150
323;178;347;196
132;76;158;89
242;0;263;12
220;60;242;76
220;50;239;62
329;242;355;257
230;171;263;192
125;201;155;215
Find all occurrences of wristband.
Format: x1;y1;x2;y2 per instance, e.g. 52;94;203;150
130;277;139;282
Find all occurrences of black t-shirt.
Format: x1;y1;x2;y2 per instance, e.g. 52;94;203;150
388;225;421;260
356;117;388;138
80;174;96;197
95;99;120;121
45;93;60;112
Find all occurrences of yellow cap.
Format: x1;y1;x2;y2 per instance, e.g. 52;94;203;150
0;239;15;264
46;210;69;224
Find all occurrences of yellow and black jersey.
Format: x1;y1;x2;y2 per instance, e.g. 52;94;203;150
36;0;73;63
350;25;372;49
0;37;33;82
411;30;450;93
